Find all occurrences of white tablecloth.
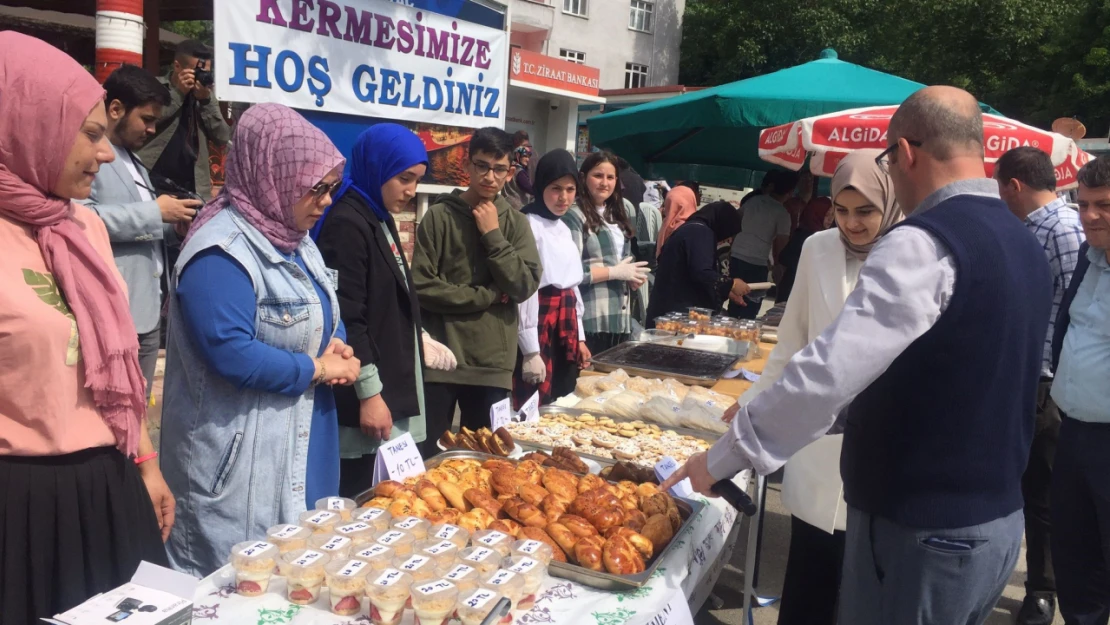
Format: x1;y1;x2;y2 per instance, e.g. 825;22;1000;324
189;476;747;625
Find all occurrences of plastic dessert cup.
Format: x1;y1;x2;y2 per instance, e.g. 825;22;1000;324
457;589;507;625
374;529;416;558
356;507;393;532
392;516;431;540
416;538;460;567
299;509;341;535
429;523;469;549
366;568;414;625
471;529;512;557
325;558;373;616
336;521;377;547
510;539;554;566
283;549;330;605
394;554;444;587
505;556;547;611
411;579;460;625
316;496;358;521
353;544;396;570
443;563;481;595
309;532;354;560
229;540;278;597
479;569;525;613
458;546;502;575
266;523;312;555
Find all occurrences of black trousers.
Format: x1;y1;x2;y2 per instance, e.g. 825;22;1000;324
421;382;509;458
728;258;769;320
1023;377;1061;596
339;455;376;499
777;515;845;625
1051;416;1110;625
584;332;629;356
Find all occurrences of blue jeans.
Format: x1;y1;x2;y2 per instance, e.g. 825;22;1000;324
838;506;1023;625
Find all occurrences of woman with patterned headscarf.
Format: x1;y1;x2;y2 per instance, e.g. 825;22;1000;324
160;104;362;577
0;32;170;623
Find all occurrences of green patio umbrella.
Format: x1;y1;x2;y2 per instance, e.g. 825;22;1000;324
588;49;991;187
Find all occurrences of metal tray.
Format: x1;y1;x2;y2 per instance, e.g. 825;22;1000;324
354;449;705;591
589;341;740;386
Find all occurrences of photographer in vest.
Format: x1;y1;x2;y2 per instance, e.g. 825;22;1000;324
663;86;1053;625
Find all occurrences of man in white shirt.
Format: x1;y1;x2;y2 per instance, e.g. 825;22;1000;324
729;170;795;318
84;66;202;396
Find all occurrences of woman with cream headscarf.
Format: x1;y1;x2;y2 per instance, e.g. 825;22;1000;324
0;33;170;622
735;150;902;625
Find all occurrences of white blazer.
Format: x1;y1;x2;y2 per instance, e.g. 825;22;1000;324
739;229;862;534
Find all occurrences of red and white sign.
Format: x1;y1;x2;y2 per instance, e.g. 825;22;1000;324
510;49;601;98
758;105;1083;187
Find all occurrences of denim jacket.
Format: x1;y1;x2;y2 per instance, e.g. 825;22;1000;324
160;207;339;576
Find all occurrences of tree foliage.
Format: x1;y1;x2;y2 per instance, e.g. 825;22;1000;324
679;0;1109;136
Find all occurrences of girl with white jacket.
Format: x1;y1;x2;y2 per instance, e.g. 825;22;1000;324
737;150;902;625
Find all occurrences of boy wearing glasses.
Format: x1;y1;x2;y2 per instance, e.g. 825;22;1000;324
411;127;542;456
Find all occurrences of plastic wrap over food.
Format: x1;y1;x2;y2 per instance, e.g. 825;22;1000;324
676;391;735;434
602;391;647;420
575;376;603;398
573;389;625;414
641;395;682;428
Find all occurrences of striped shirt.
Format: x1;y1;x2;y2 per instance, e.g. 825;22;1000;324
1025;197;1085;377
563;204;634;335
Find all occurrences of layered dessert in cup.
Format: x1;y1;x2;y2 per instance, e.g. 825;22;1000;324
505;556;548;611
316;496;358;521
510;539;554;566
266;524;312;556
458;546;502;575
479;569;525;614
471;529;512;557
374;528;416;558
392;516;431;540
416;538;460;567
411;580;460;625
282;549;331;605
229;540;278;597
443;563;481;595
457;589;508;625
429;523;470;549
366;568;414;625
394;554;443;589
309;532;354;559
356;506;393;532
353;543;395;571
325;558;373;616
299;509;341;535
336;521;377;547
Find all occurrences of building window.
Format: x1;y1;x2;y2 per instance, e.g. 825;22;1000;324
625;63;649;89
629;0;653;32
559;49;586;64
563;0;587;17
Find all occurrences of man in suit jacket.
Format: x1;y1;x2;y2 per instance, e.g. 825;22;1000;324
84;66;202;396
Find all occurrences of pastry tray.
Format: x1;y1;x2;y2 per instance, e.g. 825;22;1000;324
354;449;705;591
588;341;740;386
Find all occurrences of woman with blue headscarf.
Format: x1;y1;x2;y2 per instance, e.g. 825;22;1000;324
315;123;455;495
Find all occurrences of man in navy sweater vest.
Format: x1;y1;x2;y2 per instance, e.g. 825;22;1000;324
663;86;1053;624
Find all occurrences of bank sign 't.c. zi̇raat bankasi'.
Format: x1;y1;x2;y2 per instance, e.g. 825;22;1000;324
215;0;508;129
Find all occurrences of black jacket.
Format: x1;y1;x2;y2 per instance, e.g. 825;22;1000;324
316;191;424;428
646;221;732;324
1052;242;1092;373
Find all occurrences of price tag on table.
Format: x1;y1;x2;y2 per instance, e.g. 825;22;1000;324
654;456;694;499
372;432;425;486
519;391;540;423
490;397;512;431
626;585;694;625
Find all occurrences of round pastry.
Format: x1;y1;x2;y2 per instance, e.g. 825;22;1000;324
576;414;596;423
592;433;618;449
612;442;640;461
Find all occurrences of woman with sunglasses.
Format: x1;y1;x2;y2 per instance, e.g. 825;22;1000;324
159;104;362;577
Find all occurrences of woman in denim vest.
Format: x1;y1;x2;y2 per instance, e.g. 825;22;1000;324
160;104;361;576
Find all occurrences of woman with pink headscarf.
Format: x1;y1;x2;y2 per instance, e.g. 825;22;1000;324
159;104;361;577
0;32;172;622
655;185;698;256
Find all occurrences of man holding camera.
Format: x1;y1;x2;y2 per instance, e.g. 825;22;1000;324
138;39;231;200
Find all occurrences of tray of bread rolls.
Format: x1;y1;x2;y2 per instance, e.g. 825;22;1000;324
355;450;703;590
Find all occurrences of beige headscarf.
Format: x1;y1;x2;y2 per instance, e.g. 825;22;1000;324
831;149;903;259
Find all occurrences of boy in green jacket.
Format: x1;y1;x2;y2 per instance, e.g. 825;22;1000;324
411;127;542;456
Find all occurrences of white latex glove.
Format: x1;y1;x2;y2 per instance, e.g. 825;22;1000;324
521;352;546;384
422;333;458;371
608;256;650;283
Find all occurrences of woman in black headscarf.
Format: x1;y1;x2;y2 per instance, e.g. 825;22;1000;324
646;200;745;324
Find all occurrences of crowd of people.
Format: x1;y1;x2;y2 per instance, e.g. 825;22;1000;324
2;30;1109;625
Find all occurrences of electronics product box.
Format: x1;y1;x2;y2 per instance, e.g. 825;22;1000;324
44;562;197;625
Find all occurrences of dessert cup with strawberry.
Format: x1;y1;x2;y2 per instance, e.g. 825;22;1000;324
316;496;357;521
229;541;278;597
299;509;341;535
283;549;330;605
416;538;460;567
429;523;470;549
374;528;416;558
505;556;548;611
411;580;460;625
471;530;512;557
325;558;373;615
356;507;393;532
310;532;354;559
510;539;554;565
366;568;414;625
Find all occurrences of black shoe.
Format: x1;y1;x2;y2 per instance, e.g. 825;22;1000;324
1016;593;1055;625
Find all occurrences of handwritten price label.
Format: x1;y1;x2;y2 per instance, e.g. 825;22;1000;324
356;544;390;560
373;432;426;485
396;517;424;530
337;522;371;535
357;507;387;522
627;586;694;625
519;391;540;423
417;580;456;595
270;524;303;539
338;559;369;578
321;536;351;552
508;557;539;574
463;547;495;563
464;589;497;609
445;564;475;580
291;550;326;567
490;397;512;431
326;497;346;510
401;555;431;571
517;540;543;554
476;531;508;546
374;568;404;586
305;510;338;526
237;541;274;558
426;540;456;555
435;525;461;540
486;570;516;586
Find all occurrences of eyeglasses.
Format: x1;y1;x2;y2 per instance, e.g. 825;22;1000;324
875;139;923;174
310;178;342;199
471;159;513;178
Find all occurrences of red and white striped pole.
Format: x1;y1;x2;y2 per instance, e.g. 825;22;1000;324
94;0;145;83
